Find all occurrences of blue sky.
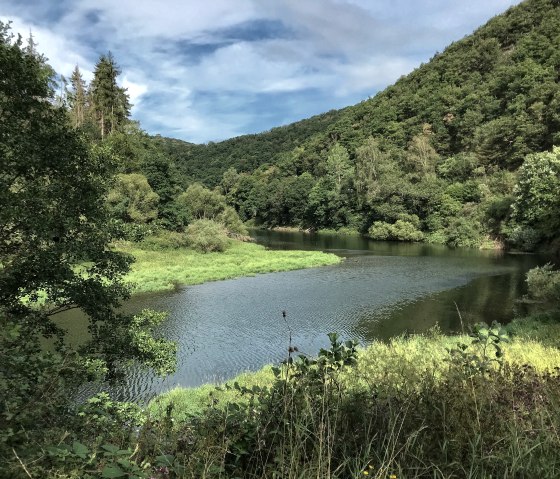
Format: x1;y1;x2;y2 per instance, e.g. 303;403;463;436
1;0;520;143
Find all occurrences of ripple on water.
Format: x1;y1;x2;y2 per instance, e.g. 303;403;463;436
68;235;544;402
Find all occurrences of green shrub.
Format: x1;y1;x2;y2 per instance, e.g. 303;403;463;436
446;180;482;202
185;219;230;253
526;264;560;304
119;222;158;242
217;206;249;236
445;217;483;248
425;229;447;244
503;224;541;251
368;220;424;242
367;221;392;240
140;231;190;250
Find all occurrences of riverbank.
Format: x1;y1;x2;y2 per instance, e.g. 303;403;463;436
116;239;341;294
141;311;560;478
149;312;560;419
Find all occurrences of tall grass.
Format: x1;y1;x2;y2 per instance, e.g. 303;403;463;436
141;314;560;478
29;314;560;478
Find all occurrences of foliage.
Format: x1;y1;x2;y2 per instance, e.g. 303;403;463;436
176;184;247;235
526;264;560;304
90;52;130;139
509;146;560;244
368;220;424;242
185;219;230;253
0;22;175;474
136;322;560;478
139;231;190;251
447;321;510;376
107;173;159;223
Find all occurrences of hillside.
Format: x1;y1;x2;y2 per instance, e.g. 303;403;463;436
162;0;560;185
152;108;346;185
153;0;560;251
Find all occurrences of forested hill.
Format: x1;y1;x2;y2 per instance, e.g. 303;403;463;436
163;0;559;186
146;0;560;252
153;108;346;185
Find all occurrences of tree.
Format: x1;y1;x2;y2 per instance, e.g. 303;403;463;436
510;146;560;240
67;65;88;128
0;22;174;468
406;125;440;175
355;137;391;207
90;52;130;139
107;173;160;223
325;143;352;191
176;183;247;235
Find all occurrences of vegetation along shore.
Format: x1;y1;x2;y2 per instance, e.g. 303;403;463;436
2;0;560;478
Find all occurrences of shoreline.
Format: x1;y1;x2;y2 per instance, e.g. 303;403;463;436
148;311;560;420
117;239;342;294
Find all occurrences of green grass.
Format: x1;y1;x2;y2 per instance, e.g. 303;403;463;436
149;313;560;420
142;312;560;478
115;240;341;294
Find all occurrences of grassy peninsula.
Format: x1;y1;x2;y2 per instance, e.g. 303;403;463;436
117;239;341;294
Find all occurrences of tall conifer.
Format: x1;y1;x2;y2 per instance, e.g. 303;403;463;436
90;52;130;138
68;65;87;128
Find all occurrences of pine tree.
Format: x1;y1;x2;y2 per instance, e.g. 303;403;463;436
68;65;88;128
90;52;130;139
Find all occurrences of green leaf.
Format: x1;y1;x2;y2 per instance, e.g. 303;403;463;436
101;464;126;478
155;454;175;466
101;444;120;454
72;441;89;458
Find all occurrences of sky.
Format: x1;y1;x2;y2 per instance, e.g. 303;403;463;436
1;0;521;144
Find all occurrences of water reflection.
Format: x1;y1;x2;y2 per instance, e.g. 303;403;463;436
58;231;545;401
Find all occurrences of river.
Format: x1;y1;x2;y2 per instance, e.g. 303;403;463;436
63;231;544;402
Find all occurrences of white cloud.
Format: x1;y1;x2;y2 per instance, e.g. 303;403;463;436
0;0;524;142
0;15;93;79
122;76;148;110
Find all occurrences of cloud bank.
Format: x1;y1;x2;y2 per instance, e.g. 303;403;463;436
1;0;520;143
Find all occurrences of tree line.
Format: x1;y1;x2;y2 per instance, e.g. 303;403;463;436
151;0;560;252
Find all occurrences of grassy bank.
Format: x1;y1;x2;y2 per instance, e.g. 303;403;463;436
150;313;560;419
138;312;560;478
115;240;341;294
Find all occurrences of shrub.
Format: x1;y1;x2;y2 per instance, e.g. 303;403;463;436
217;206;249;236
503;224;541;251
526;264;560;304
185;219;230;253
368;220;424;242
119;222;158;242
367;221;392;240
445;217;483;248
140;231;190;250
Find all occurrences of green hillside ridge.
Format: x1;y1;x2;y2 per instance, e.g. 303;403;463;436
149;0;560;252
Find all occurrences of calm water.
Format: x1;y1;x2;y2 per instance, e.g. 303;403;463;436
59;231;544;402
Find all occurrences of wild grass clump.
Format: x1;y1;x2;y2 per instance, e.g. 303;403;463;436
140;316;560;479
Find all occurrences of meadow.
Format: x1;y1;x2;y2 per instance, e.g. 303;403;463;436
116;239;341;294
